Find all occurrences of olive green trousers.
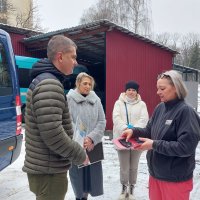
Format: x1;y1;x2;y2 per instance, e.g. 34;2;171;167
27;173;68;200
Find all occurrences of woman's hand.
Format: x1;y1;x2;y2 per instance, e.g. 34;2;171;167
122;129;134;141
83;137;94;151
134;137;153;151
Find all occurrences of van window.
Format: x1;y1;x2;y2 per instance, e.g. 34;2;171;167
0;42;12;96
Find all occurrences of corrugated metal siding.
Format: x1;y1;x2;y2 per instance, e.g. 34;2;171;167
106;30;173;130
184;81;198;110
9;33;32;56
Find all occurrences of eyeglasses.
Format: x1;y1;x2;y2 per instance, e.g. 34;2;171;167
157;73;171;80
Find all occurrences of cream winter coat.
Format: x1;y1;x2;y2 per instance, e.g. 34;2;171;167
112;93;149;138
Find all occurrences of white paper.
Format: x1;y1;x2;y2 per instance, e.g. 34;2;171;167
73;116;87;147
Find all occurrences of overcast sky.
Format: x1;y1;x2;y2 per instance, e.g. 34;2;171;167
36;0;200;35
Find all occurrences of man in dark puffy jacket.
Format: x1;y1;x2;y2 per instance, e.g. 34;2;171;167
23;35;87;200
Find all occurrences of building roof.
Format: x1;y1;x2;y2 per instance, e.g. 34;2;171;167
0;23;42;37
174;63;199;81
174;63;200;73
22;19;178;65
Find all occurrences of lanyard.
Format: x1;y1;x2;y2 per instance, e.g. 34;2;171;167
124;102;129;125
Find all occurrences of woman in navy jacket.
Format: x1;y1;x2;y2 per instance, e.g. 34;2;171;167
122;70;200;200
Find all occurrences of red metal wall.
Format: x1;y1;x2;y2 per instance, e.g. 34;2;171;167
106;30;174;130
9;32;33;57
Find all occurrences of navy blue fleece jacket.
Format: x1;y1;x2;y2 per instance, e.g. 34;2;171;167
133;99;200;182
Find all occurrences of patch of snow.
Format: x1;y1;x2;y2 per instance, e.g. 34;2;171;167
0;133;200;200
1;87;200;200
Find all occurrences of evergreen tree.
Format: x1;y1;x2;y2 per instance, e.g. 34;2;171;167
189;42;200;70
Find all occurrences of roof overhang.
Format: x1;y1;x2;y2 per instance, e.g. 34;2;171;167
0;23;42;37
22;19;178;65
174;63;200;74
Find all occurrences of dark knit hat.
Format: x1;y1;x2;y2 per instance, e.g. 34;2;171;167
125;80;139;92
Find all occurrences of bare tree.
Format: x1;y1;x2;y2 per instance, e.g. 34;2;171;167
80;0;115;24
153;32;172;46
0;0;43;32
15;0;43;31
153;32;200;70
80;0;152;37
122;0;152;36
0;0;15;24
176;33;200;68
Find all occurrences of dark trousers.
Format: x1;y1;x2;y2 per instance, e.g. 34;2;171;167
27;173;68;200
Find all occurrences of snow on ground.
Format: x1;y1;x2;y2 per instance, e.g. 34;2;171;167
0;85;199;200
0;135;148;200
0;135;200;200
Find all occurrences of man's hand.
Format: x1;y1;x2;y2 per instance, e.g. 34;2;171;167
83;155;90;166
122;129;133;142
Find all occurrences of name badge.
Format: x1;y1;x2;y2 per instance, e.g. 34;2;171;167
165;120;172;125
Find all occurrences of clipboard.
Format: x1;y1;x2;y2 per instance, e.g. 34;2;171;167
73;116;104;168
78;142;104;168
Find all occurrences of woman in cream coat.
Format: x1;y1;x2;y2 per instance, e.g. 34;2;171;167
112;80;149;200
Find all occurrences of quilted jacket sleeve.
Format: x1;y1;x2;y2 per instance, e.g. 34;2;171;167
32;79;86;165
